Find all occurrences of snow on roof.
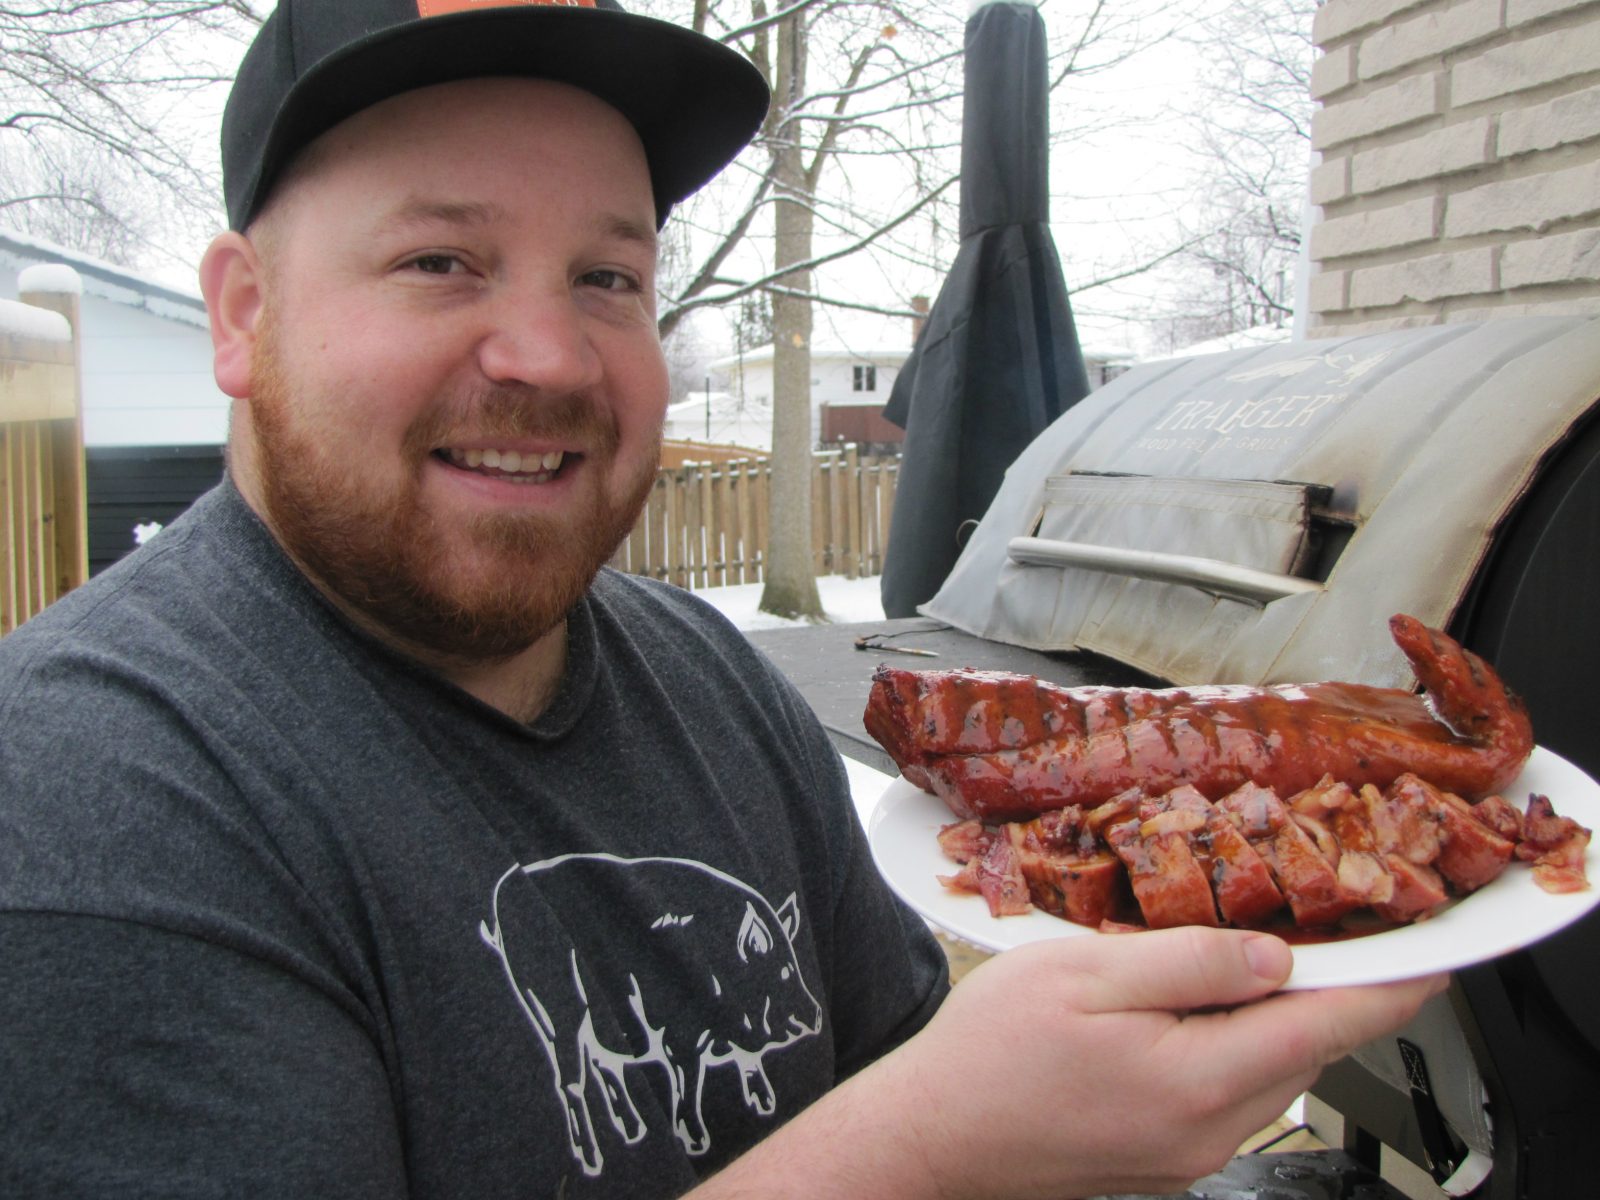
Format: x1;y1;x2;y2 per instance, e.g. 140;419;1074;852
706;342;911;370
1168;325;1294;359
0;229;208;330
664;391;772;452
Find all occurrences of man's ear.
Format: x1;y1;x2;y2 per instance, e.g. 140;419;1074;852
199;231;267;400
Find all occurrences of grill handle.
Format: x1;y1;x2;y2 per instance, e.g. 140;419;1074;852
1006;536;1323;606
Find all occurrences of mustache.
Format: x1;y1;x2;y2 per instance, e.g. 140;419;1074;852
403;384;621;458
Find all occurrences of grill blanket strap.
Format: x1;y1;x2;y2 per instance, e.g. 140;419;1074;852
922;317;1600;688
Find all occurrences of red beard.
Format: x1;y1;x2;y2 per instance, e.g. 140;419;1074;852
243;311;658;663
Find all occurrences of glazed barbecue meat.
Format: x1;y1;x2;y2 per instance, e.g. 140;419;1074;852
865;614;1535;824
937;773;1589;931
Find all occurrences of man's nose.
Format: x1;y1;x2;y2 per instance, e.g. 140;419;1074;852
474;292;603;393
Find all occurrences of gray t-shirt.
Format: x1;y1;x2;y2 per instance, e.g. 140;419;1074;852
0;482;947;1198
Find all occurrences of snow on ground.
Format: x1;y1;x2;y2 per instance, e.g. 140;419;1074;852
692;573;887;632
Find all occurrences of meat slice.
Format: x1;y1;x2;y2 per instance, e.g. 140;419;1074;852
1142;786;1284;927
1472;793;1525;842
1104;810;1220;930
1218;782;1361;928
1388;774;1515;893
936;821;1032;917
1006;812;1124;927
936;818;991;864
1518;794;1592;894
1333;784;1450;922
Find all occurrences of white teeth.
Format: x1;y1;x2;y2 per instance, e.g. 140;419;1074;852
445;446;566;479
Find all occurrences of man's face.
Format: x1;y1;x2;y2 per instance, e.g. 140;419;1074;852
232;78;666;663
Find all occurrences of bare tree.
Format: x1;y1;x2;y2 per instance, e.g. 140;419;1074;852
1;1;262;266
646;0;1178;616
1156;0;1314;350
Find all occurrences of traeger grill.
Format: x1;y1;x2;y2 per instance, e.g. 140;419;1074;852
748;316;1600;1200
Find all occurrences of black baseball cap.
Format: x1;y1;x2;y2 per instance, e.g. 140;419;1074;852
221;0;770;230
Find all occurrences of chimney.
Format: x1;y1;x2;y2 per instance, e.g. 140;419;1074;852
910;295;930;345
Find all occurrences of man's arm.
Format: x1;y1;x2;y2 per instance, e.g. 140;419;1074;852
0;912;406;1198
692;927;1443;1199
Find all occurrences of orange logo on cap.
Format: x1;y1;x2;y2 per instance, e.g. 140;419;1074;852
418;0;595;16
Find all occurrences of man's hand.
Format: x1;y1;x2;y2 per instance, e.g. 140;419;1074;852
699;928;1443;1199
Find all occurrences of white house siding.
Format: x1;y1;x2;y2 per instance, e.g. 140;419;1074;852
707;347;906;447
71;296;229;446
1;234;231;448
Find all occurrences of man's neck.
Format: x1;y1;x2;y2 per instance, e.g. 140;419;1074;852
228;465;571;724
432;625;570;724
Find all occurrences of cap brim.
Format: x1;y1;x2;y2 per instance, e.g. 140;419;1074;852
231;6;768;228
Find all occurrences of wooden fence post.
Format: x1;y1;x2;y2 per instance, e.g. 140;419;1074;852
840;443;859;579
1;266;85;635
610;446;900;592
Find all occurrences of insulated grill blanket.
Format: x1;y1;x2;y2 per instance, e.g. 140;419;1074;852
922;317;1600;687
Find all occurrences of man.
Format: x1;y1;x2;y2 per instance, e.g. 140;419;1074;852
0;1;1438;1196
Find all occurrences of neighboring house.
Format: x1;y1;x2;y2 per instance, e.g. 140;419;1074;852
1081;343;1139;387
662;390;772;454
1305;0;1600;334
706;342;909;450
707;336;1138;454
0;230;229;575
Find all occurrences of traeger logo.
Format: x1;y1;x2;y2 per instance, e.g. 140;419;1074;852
1152;391;1348;436
1132;390;1352;457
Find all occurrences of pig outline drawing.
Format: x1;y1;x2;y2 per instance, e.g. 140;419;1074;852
478;853;824;1177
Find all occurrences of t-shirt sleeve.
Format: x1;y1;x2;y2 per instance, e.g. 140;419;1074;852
0;641;405;1196
0;912;406;1198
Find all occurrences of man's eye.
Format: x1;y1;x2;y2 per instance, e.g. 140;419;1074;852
578;269;638;292
407;255;462;275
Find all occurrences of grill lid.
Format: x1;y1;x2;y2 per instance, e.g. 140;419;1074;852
922;317;1600;688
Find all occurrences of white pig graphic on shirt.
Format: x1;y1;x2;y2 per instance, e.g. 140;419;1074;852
479;853;823;1177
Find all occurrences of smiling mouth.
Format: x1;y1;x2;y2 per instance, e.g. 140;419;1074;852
438;447;567;483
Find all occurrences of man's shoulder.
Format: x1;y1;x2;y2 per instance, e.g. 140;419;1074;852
0;483;319;726
587;567;754;650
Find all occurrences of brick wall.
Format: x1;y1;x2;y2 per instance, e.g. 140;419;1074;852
1307;0;1600;335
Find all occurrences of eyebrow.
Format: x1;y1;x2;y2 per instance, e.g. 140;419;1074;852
374;198;506;235
372;198;658;254
597;212;659;255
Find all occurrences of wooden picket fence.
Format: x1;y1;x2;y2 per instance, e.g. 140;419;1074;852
0;277;88;635
610;446;900;589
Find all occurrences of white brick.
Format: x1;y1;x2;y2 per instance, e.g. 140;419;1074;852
1315;0;1435;46
1500;226;1600;286
1310;155;1353;205
1507;0;1596;28
1358;0;1503;80
1307;268;1351;313
1312;45;1358;98
1349;118;1493;192
1311;73;1443;150
1445;158;1600;236
1306;314;1442;338
1348;245;1496;306
1310;196;1440;259
1453;23;1600;105
1499;82;1600;156
1451;294;1600;320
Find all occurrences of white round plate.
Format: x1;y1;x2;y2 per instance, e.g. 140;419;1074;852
865;746;1600;990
